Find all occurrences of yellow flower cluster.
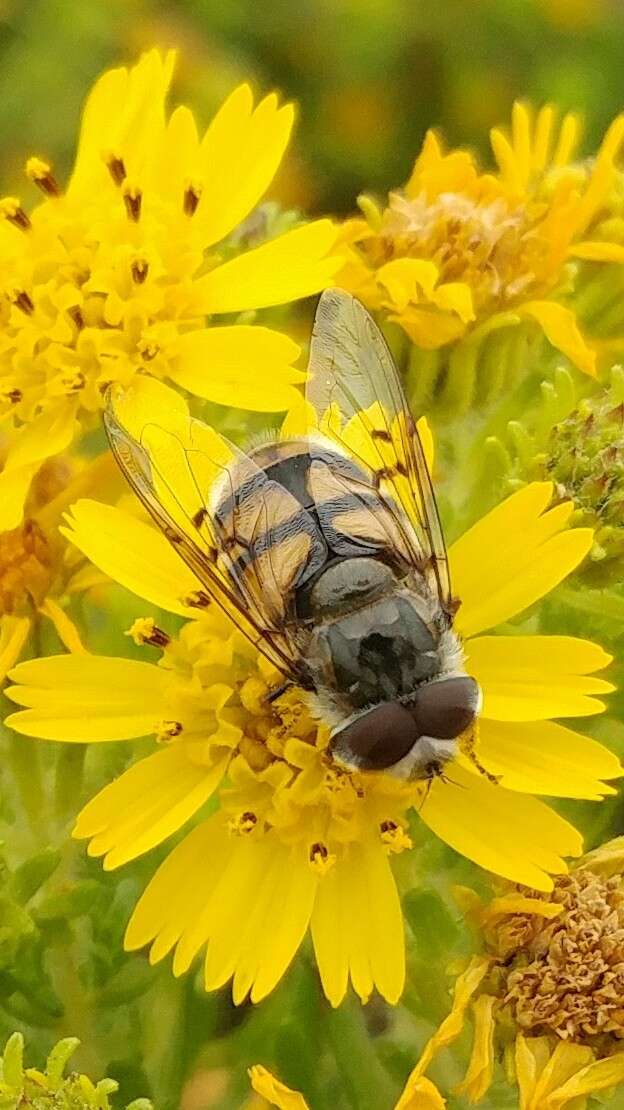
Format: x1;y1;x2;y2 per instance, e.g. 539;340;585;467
0;50;338;530
338;103;624;405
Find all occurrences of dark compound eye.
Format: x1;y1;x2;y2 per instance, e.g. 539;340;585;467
410;676;480;740
329;702;420;772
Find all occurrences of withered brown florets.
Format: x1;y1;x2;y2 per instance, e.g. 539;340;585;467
486;870;624;1045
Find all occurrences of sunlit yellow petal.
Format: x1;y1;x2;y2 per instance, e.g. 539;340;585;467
73;746;228;869
520;301;596;376
39;598;85;654
451;483;593;638
62;500;198;617
0;404;77;531
419;763;582;890
0;615;30;681
197;87;294;248
454;994;496;1102
311;838;404;1007
248;1066;309;1110
5;654;168;741
169;326;304;411
406;956;491;1080
474;718;621;799
467;635;613;720
193;220;339;314
396;1075;447;1110
571;240;624;263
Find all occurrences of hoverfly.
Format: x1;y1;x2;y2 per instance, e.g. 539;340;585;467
105;289;481;781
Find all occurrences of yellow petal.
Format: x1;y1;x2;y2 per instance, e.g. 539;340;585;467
570;240;624;263
419;762;583;890
527;1038;594;1108
39;598;85;654
248;1066;309;1110
68;49;175;197
311;837;404;1007
193;220;339;314
576;835;624;876
483;894;563;921
62;500;198;617
405;956;491;1080
454;994;496;1103
548;1051;624;1107
395;1075;447;1110
376;257;440;309
0;404;77;530
432;282;475;323
73;746;228;869
203;834;314;1003
0;615;30;682
125;815;231;955
169;326;304;411
196;86;294;248
520;301;596;377
450;483;593;638
5;654;169;741
467;635;613;720
475;718;622;799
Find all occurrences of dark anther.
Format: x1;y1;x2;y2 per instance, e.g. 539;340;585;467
192;507;208;528
242;811;257;826
68;305;85;330
131;258;149;284
105;155;127;186
123;188;142;222
5;388;22;404
12;291;34;315
184;589;211;609
145;625;170;648
380;820;398;834
309;841;328;862
183;184;202;216
29;164;60;197
1;201;31;231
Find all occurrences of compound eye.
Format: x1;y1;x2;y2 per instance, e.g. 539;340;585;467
411;676;480;740
330;702;419;772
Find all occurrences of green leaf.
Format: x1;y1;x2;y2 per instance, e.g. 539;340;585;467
11;847;61;903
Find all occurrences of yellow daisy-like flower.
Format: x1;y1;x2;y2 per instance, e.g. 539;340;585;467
0;49;339;530
0;450;119;683
4;385;620;1009
339;102;624;388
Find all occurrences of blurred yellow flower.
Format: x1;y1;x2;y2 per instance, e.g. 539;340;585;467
0;49;339;529
0;451;116;684
4;381;619;1008
339;103;624;387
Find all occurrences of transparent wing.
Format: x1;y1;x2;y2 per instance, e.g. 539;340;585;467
306;288;452;610
104;396;321;687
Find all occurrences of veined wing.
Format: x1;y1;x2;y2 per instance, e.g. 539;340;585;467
104;389;322;687
306;288;452;611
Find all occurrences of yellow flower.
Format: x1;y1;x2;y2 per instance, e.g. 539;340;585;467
0;451;118;683
0;49;339;529
434;839;624;1105
339;102;624;390
4;382;620;1008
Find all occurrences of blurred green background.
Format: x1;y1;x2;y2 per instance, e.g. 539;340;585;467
2;0;624;217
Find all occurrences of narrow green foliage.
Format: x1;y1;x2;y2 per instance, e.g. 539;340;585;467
0;1032;152;1109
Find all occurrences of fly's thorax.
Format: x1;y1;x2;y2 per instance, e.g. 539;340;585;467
308;571;448;712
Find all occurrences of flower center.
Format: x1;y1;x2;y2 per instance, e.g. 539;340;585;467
0;519;55;615
487;870;624;1044
367;190;547;314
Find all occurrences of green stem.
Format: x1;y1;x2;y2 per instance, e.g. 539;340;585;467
324;999;397;1110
